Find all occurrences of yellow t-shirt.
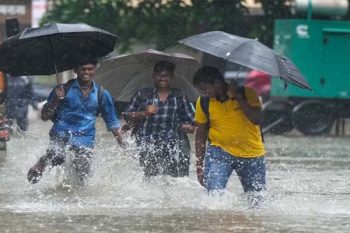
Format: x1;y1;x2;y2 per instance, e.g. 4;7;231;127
195;87;265;158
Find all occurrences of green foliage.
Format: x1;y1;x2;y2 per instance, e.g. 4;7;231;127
45;0;326;51
43;0;129;28
253;0;293;47
42;0;248;52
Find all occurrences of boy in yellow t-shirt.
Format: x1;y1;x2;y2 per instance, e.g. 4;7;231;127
193;66;265;207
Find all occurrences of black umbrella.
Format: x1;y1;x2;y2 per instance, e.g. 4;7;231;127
0;23;117;83
179;31;312;90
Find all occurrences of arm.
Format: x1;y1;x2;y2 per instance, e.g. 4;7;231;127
236;96;262;125
228;83;262;125
111;128;127;148
41;86;65;122
178;96;196;133
100;91;128;148
195;123;209;186
123;108;155;120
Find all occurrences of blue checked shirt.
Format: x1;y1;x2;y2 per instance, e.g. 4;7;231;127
125;88;194;141
48;79;120;147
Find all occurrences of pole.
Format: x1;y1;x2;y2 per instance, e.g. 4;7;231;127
307;0;313;20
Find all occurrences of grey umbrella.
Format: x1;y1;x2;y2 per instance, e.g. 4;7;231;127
179;31;311;90
95;49;200;102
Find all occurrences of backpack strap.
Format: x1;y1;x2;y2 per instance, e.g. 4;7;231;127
199;85;245;119
63;79;75;94
199;96;210;122
238;86;246;99
96;84;105;117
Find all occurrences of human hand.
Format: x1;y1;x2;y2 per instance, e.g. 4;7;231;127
55;85;65;100
113;128;128;149
182;123;196;134
227;80;240;99
145;104;158;115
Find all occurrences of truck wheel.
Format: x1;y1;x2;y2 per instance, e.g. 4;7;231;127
293;100;334;135
262;100;294;135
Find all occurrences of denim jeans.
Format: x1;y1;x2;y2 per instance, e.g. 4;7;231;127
204;145;266;193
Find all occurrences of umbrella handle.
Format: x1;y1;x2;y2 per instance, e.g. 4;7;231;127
232;65;244;84
54;62;62;85
55;73;62;85
53;62;65;99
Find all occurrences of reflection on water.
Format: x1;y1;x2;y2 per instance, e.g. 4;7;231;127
1;119;350;232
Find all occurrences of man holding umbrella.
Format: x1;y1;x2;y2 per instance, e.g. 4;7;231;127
122;60;195;178
0;22;125;184
178;31;311;207
193;66;266;207
27;60;127;184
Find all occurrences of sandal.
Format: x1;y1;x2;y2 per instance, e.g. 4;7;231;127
27;164;45;184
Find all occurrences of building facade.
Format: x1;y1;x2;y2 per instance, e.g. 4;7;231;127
0;0;32;42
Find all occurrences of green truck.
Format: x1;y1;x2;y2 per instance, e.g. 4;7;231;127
263;0;350;135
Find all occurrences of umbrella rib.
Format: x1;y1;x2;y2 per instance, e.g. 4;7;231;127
226;39;279;72
227;40;291;82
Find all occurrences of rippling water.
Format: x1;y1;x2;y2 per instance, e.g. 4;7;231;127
1;119;350;232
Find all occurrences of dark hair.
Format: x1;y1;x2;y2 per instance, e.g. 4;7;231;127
193;66;224;85
76;57;98;68
153;60;175;73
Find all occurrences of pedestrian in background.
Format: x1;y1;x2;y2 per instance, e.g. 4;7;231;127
3;74;37;132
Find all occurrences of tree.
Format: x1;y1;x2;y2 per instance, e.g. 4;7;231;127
41;0;248;51
253;0;293;47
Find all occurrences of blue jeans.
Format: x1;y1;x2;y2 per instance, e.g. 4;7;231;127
204;145;266;193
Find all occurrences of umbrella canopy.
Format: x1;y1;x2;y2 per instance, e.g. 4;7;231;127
95;49;200;102
179;31;312;90
0;23;117;77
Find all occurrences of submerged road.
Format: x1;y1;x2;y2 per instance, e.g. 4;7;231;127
0;117;350;232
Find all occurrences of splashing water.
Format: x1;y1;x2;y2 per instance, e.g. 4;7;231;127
0;119;350;232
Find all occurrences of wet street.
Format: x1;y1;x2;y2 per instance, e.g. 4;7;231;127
1;117;350;232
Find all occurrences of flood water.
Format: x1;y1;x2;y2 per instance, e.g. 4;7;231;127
1;118;350;232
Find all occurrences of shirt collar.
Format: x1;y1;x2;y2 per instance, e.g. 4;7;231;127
152;87;177;97
71;79;97;92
